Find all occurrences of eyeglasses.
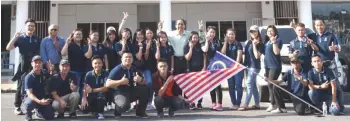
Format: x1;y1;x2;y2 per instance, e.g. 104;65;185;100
51;29;58;31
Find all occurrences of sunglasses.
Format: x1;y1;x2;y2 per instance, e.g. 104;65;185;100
51;29;58;31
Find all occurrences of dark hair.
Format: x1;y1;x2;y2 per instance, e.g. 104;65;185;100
157;58;168;65
226;28;236;34
207;26;216;31
157;31;170;46
176;19;186;26
296;23;305;28
132;29;145;44
186;31;201;47
312;54;321;59
145;28;155;40
68;28;85;44
249;30;262;42
25;18;36;24
122;52;133;57
264;25;279;43
87;30;99;43
315;18;325;24
120;28;133;42
103;29;118;47
91;55;103;61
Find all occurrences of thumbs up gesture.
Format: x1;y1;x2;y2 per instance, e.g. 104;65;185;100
134;72;143;83
85;84;92;93
329;41;338;52
119;74;130;86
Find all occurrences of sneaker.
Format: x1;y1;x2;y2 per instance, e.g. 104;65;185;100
271;108;283;113
25;115;32;121
136;113;149;118
69;112;77;118
266;104;274;112
280;108;287;113
197;103;203;110
14;107;24;115
214;104;224;111
229;105;239;110
189;103;196;110
168;108;175;117
157;112;164;118
56;113;64;119
104;106;108;112
146;103;154;111
210;103;217;110
107;104;113;110
97;113;105;120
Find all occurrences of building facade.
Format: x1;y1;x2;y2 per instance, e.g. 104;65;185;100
2;0;345;73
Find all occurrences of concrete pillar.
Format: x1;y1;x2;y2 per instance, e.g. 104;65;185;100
261;1;275;26
10;0;28;73
50;2;58;25
298;0;313;30
160;0;171;31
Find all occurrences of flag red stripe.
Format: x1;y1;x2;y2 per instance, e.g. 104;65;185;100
175;71;207;86
177;71;207;87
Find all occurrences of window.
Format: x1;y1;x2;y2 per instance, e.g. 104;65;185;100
140;22;158;35
205;21;247;42
77;23;119;42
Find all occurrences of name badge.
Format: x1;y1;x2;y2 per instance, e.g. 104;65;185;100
304;44;308;47
323;75;327;81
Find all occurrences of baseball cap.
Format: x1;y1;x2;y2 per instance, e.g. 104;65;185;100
60;59;70;65
106;26;116;32
249;25;259;32
290;56;300;63
31;55;42;62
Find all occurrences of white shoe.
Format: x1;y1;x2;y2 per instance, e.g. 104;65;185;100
271;108;287;113
146;103;154;111
266;105;274;112
280;108;287;113
104;106;108;112
97;113;105;120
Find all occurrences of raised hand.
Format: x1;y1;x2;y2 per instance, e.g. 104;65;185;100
270;36;277;44
158;21;164;29
133;72;143;83
189;41;194;48
120;74;130;86
253;39;260;45
307;38;314;45
123;12;129;20
47;60;55;75
198;20;204;30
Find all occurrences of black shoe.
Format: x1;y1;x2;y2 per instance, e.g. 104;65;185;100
157;112;164;118
14;107;24;115
197;103;203;110
168;108;175;117
114;112;121;119
69;112;77;118
56;113;64;119
189;103;196;110
25;115;32;121
136;113;149;118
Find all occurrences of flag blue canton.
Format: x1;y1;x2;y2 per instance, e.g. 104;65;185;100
208;51;235;70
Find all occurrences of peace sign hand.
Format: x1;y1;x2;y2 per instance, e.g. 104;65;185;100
158;21;164;29
123;12;129;20
47;60;55;75
198;20;204;30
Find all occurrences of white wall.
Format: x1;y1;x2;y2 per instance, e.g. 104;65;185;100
58;4;138;36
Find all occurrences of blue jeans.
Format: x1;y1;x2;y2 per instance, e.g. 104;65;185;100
308;90;342;115
227;71;243;106
71;71;85;100
22;97;54;120
144;70;153;102
244;68;260;106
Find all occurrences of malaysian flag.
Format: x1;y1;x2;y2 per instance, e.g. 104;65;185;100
174;51;246;103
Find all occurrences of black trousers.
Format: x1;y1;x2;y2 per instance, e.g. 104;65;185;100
291;96;308;115
265;68;285;109
174;56;187;75
82;93;106;114
114;85;149;115
154;96;183;113
210;85;223;104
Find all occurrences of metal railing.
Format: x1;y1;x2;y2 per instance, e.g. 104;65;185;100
1;51;15;76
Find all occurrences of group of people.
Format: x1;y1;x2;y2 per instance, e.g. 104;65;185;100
5;11;346;121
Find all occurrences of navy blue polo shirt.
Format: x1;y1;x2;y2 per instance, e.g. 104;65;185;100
159;45;174;66
307;67;336;94
184;44;204;69
84;43;106;70
225;41;243;61
52;72;77;97
68;43;87;72
14;34;41;58
105;42;120;70
289;38;313;69
24;71;50;99
309;32;337;61
114;41;133;54
205;40;222;64
243;41;264;69
142;40;157;72
108;64;142;92
283;69;308;96
84;70;109;97
264;39;282;69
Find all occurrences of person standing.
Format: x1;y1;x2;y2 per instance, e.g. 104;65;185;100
238;25;264;111
84;30;109;71
6;18;41;115
155;31;175;72
105;52;150;118
51;59;80;118
80;56;109;120
221;28;243;110
264;25;286;113
61;29;88;100
22;55;55;121
40;24;65;73
184;31;207;110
